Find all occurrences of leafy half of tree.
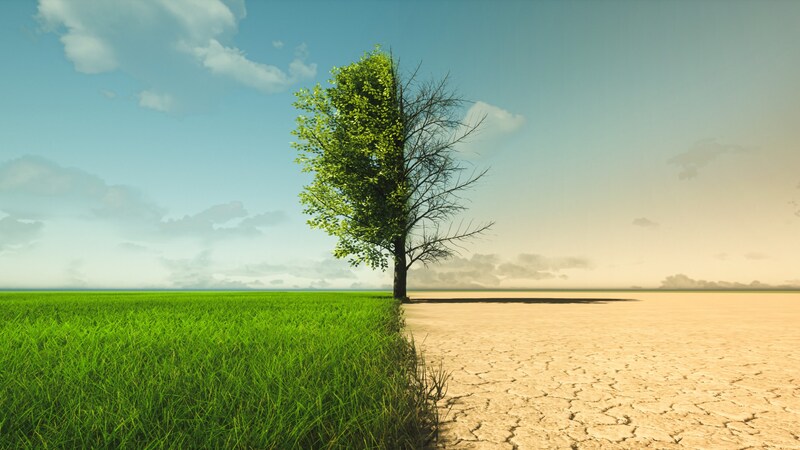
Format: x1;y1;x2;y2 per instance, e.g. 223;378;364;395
292;47;493;300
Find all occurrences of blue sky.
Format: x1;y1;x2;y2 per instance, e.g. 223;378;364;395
2;0;800;289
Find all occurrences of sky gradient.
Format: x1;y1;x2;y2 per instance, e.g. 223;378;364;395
2;0;800;290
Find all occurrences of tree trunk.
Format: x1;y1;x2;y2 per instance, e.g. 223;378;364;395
392;237;408;301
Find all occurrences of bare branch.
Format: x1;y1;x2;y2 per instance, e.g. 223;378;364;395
292;49;494;297
406;220;495;269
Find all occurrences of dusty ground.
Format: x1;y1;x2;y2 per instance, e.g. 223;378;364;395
403;291;800;449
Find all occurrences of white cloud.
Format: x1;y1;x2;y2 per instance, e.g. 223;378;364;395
138;90;174;112
659;273;792;289
409;255;501;289
467;101;525;134
192;201;248;223
64;258;88;287
289;58;317;81
0;155;163;221
228;256;356;280
159;201;285;239
191;39;291;93
272;40;284;49
514;253;591;271
0;156;283;240
0;215;44;252
37;0;316;111
61;31;118;73
37;0;119;73
118;242;149;252
744;252;768;260
160;0;236;41
309;279;331;289
668;138;751;180
238;211;286;229
215;255;373;289
188;39;316;93
160;201;246;235
161;250;254;289
409;253;591;289
288;44;317;80
632;217;659;228
223;0;247;19
460;101;525;158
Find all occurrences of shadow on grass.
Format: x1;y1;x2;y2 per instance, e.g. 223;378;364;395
407;297;639;304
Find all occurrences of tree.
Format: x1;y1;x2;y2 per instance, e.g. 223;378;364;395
291;48;493;300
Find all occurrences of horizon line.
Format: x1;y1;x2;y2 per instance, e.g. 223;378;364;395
2;288;800;293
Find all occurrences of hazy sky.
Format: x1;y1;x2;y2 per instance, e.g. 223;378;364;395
2;0;799;289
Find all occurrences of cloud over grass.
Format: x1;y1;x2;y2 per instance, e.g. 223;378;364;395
0;155;284;240
0;155;163;222
161;250;255;289
37;0;316;112
160;201;285;239
138;90;175;112
227;257;357;281
0;215;44;252
190;39;290;93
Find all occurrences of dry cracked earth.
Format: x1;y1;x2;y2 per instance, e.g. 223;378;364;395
403;292;800;449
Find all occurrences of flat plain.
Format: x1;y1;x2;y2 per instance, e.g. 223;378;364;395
0;291;432;449
403;291;800;449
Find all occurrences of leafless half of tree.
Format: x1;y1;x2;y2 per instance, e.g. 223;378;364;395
391;59;495;298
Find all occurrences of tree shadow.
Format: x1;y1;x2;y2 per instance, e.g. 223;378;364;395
407;297;639;304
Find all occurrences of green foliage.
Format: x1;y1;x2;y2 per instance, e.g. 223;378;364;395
292;48;406;270
292;46;492;300
0;292;438;449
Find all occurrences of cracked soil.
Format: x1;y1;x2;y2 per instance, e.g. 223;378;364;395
403;291;800;449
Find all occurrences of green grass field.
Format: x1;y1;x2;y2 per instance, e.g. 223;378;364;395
0;292;437;449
